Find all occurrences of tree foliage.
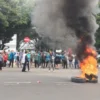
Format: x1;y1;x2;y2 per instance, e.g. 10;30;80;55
0;0;36;49
96;16;100;48
1;0;100;50
95;3;100;49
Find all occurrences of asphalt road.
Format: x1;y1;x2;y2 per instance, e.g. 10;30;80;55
0;68;100;100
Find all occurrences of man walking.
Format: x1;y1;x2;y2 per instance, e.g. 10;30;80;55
22;51;29;72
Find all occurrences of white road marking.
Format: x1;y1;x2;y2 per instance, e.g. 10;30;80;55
4;82;31;84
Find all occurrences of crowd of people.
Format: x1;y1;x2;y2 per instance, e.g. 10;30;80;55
0;50;79;72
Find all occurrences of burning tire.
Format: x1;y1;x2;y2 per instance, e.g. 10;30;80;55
86;79;98;83
71;76;98;83
85;74;98;83
71;77;86;83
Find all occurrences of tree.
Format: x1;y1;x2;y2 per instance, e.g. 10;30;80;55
0;0;35;49
95;3;100;49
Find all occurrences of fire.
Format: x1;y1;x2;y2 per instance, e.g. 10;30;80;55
79;47;98;80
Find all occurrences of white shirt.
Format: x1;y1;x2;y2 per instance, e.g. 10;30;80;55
21;54;26;63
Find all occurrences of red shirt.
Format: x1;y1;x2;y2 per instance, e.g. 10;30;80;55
3;54;8;61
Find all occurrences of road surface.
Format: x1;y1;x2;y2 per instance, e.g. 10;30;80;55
0;68;100;100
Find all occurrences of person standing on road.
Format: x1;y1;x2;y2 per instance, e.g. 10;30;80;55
0;53;3;70
22;51;29;72
45;52;51;68
41;52;46;68
9;50;14;68
61;53;67;69
34;51;39;68
15;52;20;68
68;54;73;68
3;52;8;67
49;54;55;71
27;52;31;68
19;50;23;67
74;56;79;69
55;53;61;69
37;52;42;68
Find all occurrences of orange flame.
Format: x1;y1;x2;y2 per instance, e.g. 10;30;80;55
79;47;98;79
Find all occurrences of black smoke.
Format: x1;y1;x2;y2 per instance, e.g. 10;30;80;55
61;0;99;60
33;0;99;59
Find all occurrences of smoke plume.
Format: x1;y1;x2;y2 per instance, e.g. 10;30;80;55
32;0;99;51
